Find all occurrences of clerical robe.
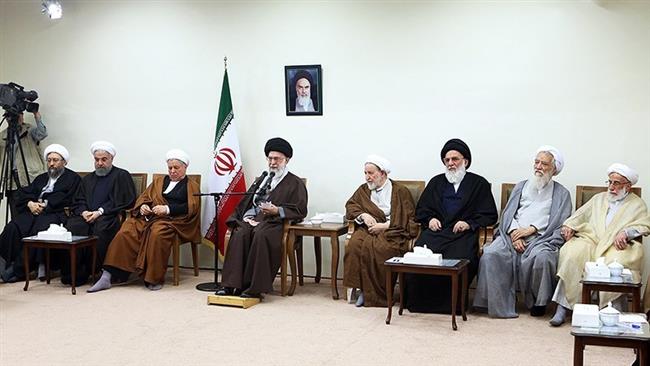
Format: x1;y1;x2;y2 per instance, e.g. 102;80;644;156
344;180;419;307
473;180;572;318
221;172;307;294
0;168;80;277
556;192;650;307
405;172;497;313
103;175;200;285
64;166;137;280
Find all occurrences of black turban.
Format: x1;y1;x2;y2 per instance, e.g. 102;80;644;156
264;137;293;158
440;138;471;168
293;70;313;87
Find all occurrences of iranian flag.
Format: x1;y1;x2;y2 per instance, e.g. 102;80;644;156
203;69;247;257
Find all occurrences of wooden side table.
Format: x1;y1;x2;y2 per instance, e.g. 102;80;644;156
571;320;650;365
22;235;98;295
384;258;469;330
581;277;642;312
283;223;348;299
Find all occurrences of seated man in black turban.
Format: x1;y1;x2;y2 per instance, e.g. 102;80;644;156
217;137;308;298
404;138;498;314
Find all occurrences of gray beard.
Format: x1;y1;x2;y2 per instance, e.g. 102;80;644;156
367;182;377;191
445;165;466;184
529;172;552;192
95;166;113;177
270;166;285;178
297;96;311;107
608;189;628;202
48;167;63;179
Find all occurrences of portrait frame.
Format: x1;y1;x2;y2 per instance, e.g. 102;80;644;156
285;64;323;116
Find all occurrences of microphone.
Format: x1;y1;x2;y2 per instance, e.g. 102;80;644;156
255;171;275;204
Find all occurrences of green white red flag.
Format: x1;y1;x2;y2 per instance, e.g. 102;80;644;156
203;69;247;256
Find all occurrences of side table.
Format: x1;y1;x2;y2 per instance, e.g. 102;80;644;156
384;258;469;330
22;235;98;295
283;222;348;299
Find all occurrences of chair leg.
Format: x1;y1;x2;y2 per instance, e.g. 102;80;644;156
191;242;199;276
173;242;180;286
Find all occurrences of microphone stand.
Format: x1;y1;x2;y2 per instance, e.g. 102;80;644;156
195;191;254;292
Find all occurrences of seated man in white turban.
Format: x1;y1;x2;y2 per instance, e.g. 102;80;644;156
88;149;200;292
473;146;572;318
0;144;81;282
344;155;419;307
62;141;137;285
550;163;650;326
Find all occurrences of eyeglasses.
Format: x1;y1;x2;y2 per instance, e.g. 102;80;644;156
47;158;62;163
266;156;286;162
606;179;629;188
443;156;463;164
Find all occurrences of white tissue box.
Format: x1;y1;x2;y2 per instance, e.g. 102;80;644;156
403;253;442;266
37;231;72;242
585;261;610;279
572;304;600;328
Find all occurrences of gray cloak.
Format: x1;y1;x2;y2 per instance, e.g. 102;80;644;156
473;180;572;318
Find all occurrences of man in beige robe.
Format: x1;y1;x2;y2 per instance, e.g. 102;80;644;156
344;155;419;307
550;163;650;326
88;149;201;292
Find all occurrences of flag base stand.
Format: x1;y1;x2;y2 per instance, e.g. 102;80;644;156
196;282;219;292
207;294;260;309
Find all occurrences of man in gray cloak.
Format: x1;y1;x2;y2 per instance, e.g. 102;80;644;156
473;146;572;318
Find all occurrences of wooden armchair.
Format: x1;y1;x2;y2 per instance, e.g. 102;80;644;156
576;185;642;209
154;173;201;286
479;183;516;254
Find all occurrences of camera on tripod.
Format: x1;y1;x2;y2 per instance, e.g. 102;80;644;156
0;82;39;116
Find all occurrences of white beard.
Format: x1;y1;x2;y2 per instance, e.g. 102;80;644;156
270;165;286;178
445;164;467;184
297;96;311;107
366;182;377;191
529;171;553;192
608;189;628;202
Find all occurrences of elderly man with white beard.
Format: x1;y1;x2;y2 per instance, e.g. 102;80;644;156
217;137;308;299
292;70;316;112
404;138;498;314
550;163;650;326
343;155;419;307
473;146;572;318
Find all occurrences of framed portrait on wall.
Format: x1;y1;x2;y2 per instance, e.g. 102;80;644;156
285;64;322;116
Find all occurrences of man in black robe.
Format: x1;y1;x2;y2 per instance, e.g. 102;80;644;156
0;144;81;282
217;137;308;298
405;138;497;313
62;141;136;285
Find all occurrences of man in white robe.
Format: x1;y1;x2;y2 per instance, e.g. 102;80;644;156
474;146;572;318
550;163;650;326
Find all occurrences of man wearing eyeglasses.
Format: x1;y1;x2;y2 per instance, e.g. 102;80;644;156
550;163;650;326
217;137;308;299
405;138;498;314
0;144;81;283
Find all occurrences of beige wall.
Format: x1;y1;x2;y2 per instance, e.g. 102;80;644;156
1;0;648;275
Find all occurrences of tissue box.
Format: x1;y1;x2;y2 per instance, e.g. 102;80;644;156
572;304;600;328
585;261;610;279
37;231;72;242
403;253;442;266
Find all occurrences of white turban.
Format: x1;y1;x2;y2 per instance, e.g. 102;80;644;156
536;145;564;176
43;144;70;162
90;141;116;157
365;154;391;174
607;163;638;185
166;149;190;166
